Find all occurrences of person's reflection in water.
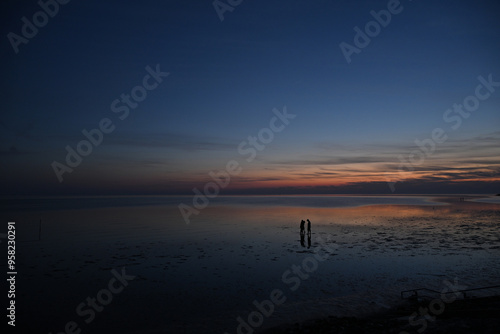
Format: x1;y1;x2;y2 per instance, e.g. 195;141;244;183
300;232;305;247
307;233;311;249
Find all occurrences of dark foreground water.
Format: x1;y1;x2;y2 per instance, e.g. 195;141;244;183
1;195;499;333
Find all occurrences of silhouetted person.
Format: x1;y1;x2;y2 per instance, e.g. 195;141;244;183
307;219;311;235
300;220;305;235
307;233;311;249
300;232;305;247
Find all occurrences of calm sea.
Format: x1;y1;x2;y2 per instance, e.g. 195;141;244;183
1;194;442;212
2;195;499;333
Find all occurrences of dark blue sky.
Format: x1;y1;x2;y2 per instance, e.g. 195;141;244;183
1;0;499;195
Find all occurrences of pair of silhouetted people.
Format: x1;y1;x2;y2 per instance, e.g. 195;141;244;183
300;219;311;234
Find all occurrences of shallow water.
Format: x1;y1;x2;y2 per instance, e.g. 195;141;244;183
3;195;499;333
1;194;443;212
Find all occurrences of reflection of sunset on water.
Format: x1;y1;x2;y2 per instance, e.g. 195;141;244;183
4;195;499;333
194;196;500;229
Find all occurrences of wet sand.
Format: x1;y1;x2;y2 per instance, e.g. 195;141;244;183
262;295;500;333
4;195;499;333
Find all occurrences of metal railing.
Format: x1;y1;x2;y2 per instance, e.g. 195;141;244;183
401;285;500;300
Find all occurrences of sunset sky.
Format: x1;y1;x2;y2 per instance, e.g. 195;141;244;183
1;0;499;195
